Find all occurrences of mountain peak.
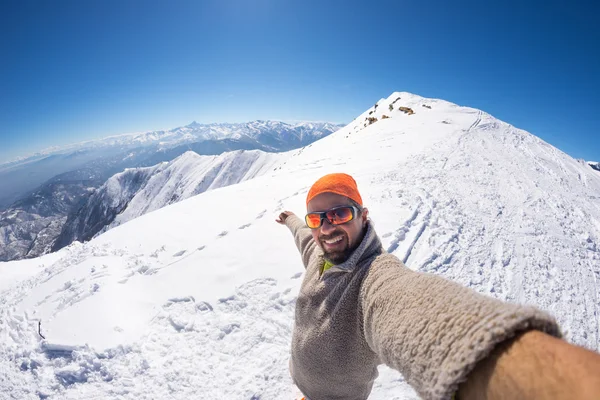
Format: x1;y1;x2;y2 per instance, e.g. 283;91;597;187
186;121;202;128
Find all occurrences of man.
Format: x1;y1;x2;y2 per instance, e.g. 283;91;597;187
276;173;600;400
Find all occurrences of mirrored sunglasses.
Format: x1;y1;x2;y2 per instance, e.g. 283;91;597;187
305;206;360;229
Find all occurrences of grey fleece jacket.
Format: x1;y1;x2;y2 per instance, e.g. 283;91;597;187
285;215;561;400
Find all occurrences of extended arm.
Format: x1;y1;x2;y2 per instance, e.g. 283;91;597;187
458;329;600;400
276;212;319;268
360;254;561;400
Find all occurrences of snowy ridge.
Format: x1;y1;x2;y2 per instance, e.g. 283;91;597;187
53;150;283;251
49;163;168;252
104;149;283;232
1;92;600;399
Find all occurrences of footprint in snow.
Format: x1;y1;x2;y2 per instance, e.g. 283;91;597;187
90;270;109;280
218;322;241;339
238;223;252;230
150;245;166;258
256;210;267;219
218;295;236;303
217;295;248;312
165;296;195;305
172;250;187;257
291;272;302;279
218;231;229;238
162;297;198;332
196;301;213;312
137;265;158;275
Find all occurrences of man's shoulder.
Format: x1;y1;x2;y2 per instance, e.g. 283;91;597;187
365;252;406;275
373;251;401;264
359;252;407;303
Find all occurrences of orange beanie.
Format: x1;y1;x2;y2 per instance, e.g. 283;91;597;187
306;173;363;206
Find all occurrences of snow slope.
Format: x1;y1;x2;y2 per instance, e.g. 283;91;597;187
52;150;283;251
1;92;600;399
106;150;283;232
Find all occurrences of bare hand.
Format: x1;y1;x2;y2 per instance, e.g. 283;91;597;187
276;211;295;224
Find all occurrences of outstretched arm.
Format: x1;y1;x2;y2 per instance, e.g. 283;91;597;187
276;211;318;268
360;254;561;400
458;330;600;400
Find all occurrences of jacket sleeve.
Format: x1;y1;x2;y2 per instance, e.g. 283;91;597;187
285;214;319;269
360;253;561;400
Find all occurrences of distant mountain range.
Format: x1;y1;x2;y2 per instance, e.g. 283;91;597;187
0;121;342;209
0;121;341;261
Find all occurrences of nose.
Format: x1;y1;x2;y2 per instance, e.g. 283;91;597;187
320;218;336;234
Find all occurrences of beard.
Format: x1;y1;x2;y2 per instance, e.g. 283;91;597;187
319;230;355;264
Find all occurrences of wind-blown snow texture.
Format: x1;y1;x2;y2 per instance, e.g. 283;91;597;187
1;92;599;400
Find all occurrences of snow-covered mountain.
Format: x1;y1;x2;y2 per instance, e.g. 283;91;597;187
1;92;599;399
589;161;600;172
52;150;283;252
0;121;341;262
31;120;342;153
0;121;342;209
0;175;101;262
155;120;343;150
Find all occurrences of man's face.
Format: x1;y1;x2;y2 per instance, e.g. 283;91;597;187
307;192;369;264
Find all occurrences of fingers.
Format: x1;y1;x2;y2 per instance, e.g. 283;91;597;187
276;211;295;224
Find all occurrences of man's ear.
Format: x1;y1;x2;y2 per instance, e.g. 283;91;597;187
361;207;369;226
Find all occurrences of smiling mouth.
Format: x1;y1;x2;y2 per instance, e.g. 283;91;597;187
323;236;343;245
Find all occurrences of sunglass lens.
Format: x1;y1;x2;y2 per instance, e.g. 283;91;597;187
327;207;354;225
305;213;322;229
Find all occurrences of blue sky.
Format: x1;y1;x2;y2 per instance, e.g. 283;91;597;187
1;0;598;163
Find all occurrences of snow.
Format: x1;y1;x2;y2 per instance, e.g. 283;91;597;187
0;252;65;293
1;91;600;399
1;121;340;191
102;150;283;234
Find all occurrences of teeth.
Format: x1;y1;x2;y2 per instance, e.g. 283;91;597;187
324;236;343;244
